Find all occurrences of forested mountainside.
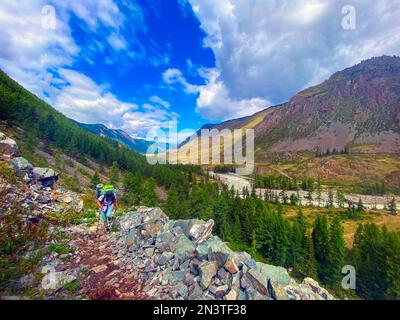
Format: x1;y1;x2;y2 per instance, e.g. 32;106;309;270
0;69;199;189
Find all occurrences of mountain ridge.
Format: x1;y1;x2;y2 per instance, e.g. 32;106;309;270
178;55;400;159
70;119;156;154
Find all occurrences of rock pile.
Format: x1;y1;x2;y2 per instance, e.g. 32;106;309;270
113;207;335;300
0;131;83;216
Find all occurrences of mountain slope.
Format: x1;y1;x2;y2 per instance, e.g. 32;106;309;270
254;55;400;157
178;56;400;161
0;69;193;189
71;120;155;154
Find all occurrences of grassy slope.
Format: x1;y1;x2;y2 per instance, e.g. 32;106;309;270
255;152;400;194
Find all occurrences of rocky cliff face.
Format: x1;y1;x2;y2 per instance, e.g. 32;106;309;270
113;207;334;300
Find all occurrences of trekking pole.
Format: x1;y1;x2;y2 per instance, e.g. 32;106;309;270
95;210;101;236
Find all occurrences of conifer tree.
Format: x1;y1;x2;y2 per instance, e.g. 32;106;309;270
384;230;400;299
312;215;330;282
164;186;180;219
90;172;100;189
142;177;157;207
388;198;397;215
325;216;345;288
357;198;365;212
109;161;120;185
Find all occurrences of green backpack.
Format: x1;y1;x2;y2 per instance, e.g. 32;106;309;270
96;184;117;199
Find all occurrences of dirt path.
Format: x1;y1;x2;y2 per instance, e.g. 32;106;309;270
56;227;148;300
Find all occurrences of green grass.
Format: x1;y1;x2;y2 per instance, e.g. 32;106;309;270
49;242;74;255
64;280;81;293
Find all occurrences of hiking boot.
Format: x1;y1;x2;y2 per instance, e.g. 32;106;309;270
106;227;111;233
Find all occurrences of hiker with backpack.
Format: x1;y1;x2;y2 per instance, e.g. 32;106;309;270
96;184;118;233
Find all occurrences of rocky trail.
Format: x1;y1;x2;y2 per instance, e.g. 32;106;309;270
52;226;148;300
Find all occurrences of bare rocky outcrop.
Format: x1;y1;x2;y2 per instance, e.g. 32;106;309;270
114;207;335;300
0;132;18;159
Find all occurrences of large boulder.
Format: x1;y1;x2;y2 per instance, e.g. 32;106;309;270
0;132;18;159
11;157;33;176
255;263;291;287
32;167;58;180
173;219;214;244
241;262;291;298
116;211;143;232
196;236;232;267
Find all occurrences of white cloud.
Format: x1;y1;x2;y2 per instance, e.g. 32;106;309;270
163;68;198;94
122;108;179;139
162;67;269;120
149;96;171;109
195;68;269;120
54;68;136;128
187;0;400;109
0;0;169;138
107;33;128;51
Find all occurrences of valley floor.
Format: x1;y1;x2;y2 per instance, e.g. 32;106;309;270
212;172;399;209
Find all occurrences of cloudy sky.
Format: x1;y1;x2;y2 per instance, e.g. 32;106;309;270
0;0;399;140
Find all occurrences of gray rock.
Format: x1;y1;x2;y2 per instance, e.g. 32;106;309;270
166;270;186;284
232;251;257;269
41;271;76;291
176;282;188;299
157;252;174;265
32;167;58;180
144;247;155;257
125;228;138;247
217;267;229;280
11;157;32;176
237;288;247;300
199;261;218;289
155;230;175;251
196;236;232;267
173;219;214;244
174;235;195;262
254;262;291;287
0;133;18;159
189;258;200;276
188;283;203;300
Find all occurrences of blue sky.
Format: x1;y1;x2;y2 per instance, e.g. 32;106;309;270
0;0;399;141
